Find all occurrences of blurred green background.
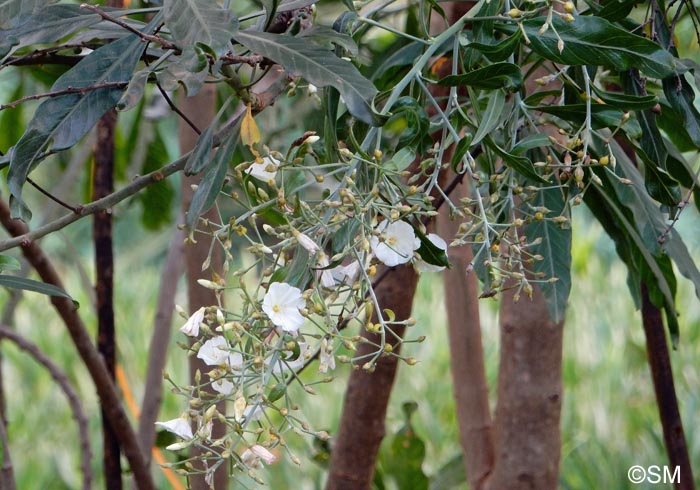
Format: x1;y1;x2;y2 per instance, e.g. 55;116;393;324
1;203;698;489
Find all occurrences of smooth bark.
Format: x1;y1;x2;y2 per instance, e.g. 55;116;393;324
438;183;494;489
484;284;563;490
178;87;228;490
326;264;419;490
641;284;695;490
94;107;121;490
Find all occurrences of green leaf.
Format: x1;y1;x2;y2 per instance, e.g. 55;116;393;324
0;255;20;274
233;30;380;125
385;401;428;490
413;226;449;268
429;454;467;490
186;135;236;232
662;73;700;148
387;147;416;172
156;45;209;96
164;0;238;55
0;0;54;28
0;275;75;303
450;134;473;171
372;41;424;80
387;97;430;150
471;90;505;148
591;86;659;110
298;25;358;55
7;28;154;220
0;4;101;58
466;31;522;63
510;133;552;155
521;16;677;79
139;129;174;231
486;138;548;183
525;185;571;323
462;0;503;66
439;62;522;90
598;0;636;21
534;103;641;137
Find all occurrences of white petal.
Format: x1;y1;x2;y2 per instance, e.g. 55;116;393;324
180;307;205;337
250;445;276;464
246;155;279;181
197;336;232;366
211;377;235;395
155;417;193;440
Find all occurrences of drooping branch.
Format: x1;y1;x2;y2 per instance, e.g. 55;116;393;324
0;198;156;490
0;324;93;490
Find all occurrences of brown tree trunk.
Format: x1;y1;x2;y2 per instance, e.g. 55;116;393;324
178;87;228;490
641;284;695;490
484;283;563;490
325;264;419;490
94;107;121;490
438;183;494;489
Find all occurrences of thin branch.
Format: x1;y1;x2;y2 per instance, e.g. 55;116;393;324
0;82;128;112
155;83;201;135
0;66;290;253
26;178;80;213
0;199;156;490
79;4;179;51
0;324;93;490
0;406;16;490
2;43;97;67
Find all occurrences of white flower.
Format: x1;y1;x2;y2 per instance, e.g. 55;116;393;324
307;83;318;96
370;220;420;267
319;338;336;374
302;135;320;145
414;233;448;272
268;342;309;373
241;445;276;468
211;377;235;395
180;307;205;337
155;417;193;440
246;155;279;181
197;336;234;366
330;261;361;285
317;253;336;289
294;230;320;254
262;282;305;332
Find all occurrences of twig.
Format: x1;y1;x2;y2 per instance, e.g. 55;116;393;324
220;54;265;67
155;83;201;135
0;66;289;253
138;227;185;459
0;199;156;490
79;4;179;51
26;178;80;213
0;325;93;490
3;43;97;67
0;82;128;111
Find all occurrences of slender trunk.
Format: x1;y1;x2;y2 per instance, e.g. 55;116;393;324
484;283;563;490
326;264;419;490
641;284;695;490
178;86;228;490
438;183;493;489
138;228;185;463
94;108;121;490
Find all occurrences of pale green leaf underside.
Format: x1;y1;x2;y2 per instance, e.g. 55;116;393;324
164;0;238;55
233;30;378;125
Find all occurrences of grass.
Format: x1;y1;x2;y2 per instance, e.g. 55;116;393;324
1;206;699;489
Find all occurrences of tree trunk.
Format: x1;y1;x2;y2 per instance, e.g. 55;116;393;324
178;86;228;490
641;284;695;490
438;183;493;489
94;107;121;490
325;264;419;490
484;284;563;490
